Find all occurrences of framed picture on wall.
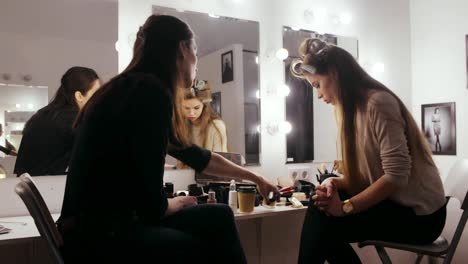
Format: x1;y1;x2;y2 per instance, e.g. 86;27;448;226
211;91;222;117
421;102;456;155
221;50;234;83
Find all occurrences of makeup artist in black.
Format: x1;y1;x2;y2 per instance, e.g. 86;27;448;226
14;66;100;176
291;38;446;264
58;15;278;263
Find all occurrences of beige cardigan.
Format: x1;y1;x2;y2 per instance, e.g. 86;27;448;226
354;91;445;215
190;119;227;152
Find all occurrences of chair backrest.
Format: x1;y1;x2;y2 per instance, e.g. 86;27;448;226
19;173;64;247
442;159;468;264
15;177;64;264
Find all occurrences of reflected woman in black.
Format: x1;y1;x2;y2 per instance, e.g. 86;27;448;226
14;66;100;176
58;15;278;263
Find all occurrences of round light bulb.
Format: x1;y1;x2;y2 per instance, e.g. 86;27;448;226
27;103;34;109
275;48;289;60
339;13;352;25
313;8;327;23
372;62;385;73
255;90;260;99
15;103;21;108
278;84;290;97
279;121;292;134
255;56;259;64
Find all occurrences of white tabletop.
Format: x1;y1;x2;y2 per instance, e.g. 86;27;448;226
0;205;306;244
234;205;306;220
0;214;60;245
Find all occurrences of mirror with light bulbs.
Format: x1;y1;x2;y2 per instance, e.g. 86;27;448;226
0;0;118;177
282;26;358;163
153;6;261;166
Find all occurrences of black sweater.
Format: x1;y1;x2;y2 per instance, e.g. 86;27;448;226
14;107;77;176
59;73;211;230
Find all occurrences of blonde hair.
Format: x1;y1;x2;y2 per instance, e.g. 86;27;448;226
292;38;436;192
183;80;225;149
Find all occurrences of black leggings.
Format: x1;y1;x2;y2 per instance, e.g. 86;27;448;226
298;196;447;264
63;204;246;263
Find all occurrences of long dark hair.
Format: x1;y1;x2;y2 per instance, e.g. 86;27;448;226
292;38;435;191
44;66;99;115
76;15;193;146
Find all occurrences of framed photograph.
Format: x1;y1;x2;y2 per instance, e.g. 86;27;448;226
421;102;456;155
221;50;234;83
211;91;222;117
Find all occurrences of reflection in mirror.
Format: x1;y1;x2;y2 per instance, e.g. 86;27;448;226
0;85;48;156
154;6;261;166
0;84;49;180
283;26;358;163
0;0;117;178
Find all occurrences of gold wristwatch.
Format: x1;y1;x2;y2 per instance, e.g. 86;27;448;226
342;199;354;214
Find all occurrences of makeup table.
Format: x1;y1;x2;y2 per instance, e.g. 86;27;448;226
235;205;307;264
0;206;307;264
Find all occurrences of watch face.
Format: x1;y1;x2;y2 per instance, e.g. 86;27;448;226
343;201;353;214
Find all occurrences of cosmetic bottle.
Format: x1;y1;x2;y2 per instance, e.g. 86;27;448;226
207;190;217;203
228;180;238;213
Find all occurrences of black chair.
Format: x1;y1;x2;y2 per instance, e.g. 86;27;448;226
358;159;468;264
15;173;64;264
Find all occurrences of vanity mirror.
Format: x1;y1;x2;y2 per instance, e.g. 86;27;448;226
283;26;358;163
0;0;117;177
154;6;261;165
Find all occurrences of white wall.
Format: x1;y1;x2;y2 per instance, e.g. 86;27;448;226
410;0;468;262
0;0;118;100
119;0;413;182
410;0;468;179
197;44;246;155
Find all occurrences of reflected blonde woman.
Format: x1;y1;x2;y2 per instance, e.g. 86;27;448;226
182;80;227;152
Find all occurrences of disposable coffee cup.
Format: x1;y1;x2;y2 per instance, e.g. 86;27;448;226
238;186;256;213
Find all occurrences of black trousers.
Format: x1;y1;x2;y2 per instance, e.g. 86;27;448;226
298;195;447;264
62;204;246;263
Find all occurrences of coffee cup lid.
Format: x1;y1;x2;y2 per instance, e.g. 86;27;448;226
238;186;256;193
